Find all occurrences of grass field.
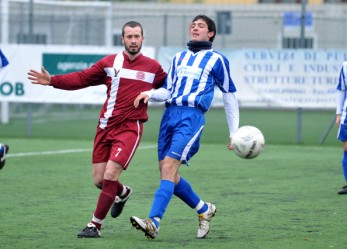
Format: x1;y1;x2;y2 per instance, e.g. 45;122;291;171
0;107;345;248
0;105;340;146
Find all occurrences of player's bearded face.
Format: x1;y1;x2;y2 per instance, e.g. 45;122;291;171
125;42;142;55
122;26;144;55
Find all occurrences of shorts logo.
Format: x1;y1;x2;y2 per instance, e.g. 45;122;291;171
136;71;145;80
171;151;181;157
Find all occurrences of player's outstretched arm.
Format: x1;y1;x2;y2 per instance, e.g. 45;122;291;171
134;88;170;108
27;66;51;86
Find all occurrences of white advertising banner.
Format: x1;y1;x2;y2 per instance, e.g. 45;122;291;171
158;48;347;109
1;45;346;109
0;44;156;104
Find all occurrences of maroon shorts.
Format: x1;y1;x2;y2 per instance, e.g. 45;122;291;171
92;120;143;169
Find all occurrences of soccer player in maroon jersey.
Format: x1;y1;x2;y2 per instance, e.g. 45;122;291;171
27;21;167;238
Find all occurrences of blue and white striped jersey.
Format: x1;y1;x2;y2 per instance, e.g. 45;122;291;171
0;49;9;68
163;49;236;113
337;61;347;91
0;49;9;85
337;61;347;124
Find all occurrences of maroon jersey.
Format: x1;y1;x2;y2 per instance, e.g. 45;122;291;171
51;51;166;129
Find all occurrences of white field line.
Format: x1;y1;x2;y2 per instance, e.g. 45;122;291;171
7;144;157;158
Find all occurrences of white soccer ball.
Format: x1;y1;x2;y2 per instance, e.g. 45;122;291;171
232;125;265;159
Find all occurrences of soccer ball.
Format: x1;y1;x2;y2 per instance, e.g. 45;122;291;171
232;126;265;159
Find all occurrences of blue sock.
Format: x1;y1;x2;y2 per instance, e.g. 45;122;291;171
342;151;347;181
197;203;208;214
174;177;207;214
149;180;175;227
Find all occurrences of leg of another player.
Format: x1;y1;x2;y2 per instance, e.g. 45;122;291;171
0;143;9;170
130;156;216;239
130;157;178;239
77;160;124;238
91;161;131;216
174;176;208;212
93;162;107;189
173;176;216;239
338;141;347;195
148;156;180;228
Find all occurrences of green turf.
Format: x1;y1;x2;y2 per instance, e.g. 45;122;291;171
0;105;340;146
0;106;344;248
0;137;345;249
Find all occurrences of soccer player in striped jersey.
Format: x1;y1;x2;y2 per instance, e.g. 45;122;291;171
131;14;239;239
27;21;167;237
336;61;347;194
0;49;9;84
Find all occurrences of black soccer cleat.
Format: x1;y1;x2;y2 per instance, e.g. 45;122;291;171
0;144;9;170
77;223;101;238
338;185;347;195
110;186;133;218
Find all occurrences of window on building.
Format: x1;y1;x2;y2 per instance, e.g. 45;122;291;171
282;37;314;48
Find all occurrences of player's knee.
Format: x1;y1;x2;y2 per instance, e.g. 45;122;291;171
93;180;102;189
94;182;102;189
93;178;103;189
160;162;179;180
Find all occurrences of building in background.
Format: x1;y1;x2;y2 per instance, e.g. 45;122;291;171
1;0;347;49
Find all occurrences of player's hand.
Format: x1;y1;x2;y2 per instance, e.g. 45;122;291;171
336;114;341;127
227;137;233;150
134;93;150;108
28;66;51;86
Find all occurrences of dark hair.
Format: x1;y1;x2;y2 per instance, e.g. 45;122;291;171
122;21;143;37
192;15;216;42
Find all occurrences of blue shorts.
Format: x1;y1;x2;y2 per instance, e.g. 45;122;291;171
158;105;205;165
338;124;347;141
